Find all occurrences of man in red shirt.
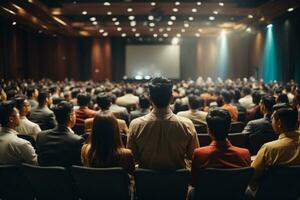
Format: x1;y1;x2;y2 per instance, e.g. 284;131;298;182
191;108;250;184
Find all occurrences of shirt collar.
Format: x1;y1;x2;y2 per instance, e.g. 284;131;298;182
0;127;19;135
151;107;173;119
210;139;232;148
278;130;300;140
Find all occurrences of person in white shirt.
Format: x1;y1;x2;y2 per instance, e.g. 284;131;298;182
15;96;41;140
0;100;37;165
239;87;255;109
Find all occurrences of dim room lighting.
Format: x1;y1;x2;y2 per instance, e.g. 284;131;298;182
219;2;224;6
12;21;17;25
267;24;273;28
197;2;202;6
287;8;294;12
150;2;156;6
167;21;173;25
148;15;154;20
121;33;126;37
129;16;135;20
173;8;178;12
90;17;96;21
82;11;87;15
127;8;133;12
209;16;215;20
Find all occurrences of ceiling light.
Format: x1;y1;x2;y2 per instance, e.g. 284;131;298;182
90;17;96;21
150;2;156;6
159;28;164;32
167;21;173;25
163;33;168;37
130;21;136;26
114;21;120;26
170;16;176;21
192;8;197;13
149;22;155;27
82;11;87;15
117;27;122;31
12;21;17;25
171;37;179;45
92;21;98;25
181;28;185;33
197;2;202;6
219;2;224;6
153;33;158;37
121;33;126;37
148;15;154;20
184;23;189;28
107;11;112;15
128;16;135;20
99;29;104;33
166;27;171;31
248;14;253;19
173;8;178;12
104;2;111;6
135;33;140;37
102;32;108;37
149;28;154;31
112;17;117;21
127;8;133;12
195;33;200;37
246;27;251;32
287;7;294;12
188;16;194;21
176;33;181;37
213;11;218;15
175;2;180;6
259;17;265;21
198;28;203;32
209;16;215;20
132;28;136;32
267;24;273;28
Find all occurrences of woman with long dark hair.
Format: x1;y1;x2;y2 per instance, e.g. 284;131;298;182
81;113;134;174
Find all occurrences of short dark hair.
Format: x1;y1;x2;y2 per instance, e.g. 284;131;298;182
0;100;17;127
276;93;289;105
77;93;91;107
206;108;231;141
273;107;298;132
139;95;150;109
14;95;27;111
149;77;173;108
52;101;73;124
188;94;203;109
252;91;262;105
261;95;276;113
221;90;233;103
125;87;134;94
96;93;111;110
242;87;251;95
26;87;37;98
38;90;50;105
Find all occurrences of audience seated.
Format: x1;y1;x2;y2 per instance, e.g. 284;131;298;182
116;87;139;111
81;113;134;174
36;101;84;166
0;100;37;164
28;90;57;130
246;91;263;121
250;106;300;193
26;87;39;108
130;94;151;121
221;90;238;122
177;94;207;125
14;96;41;140
127;77;199;170
239;87;255;109
109;94;130;123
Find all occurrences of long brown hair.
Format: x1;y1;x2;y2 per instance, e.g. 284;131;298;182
86;113;123;167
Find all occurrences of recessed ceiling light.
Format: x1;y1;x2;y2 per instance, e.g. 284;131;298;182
259;17;265;21
181;28;185;32
195;33;200;37
127;8;133;12
103;32;108;37
149;22;155;27
90;17;96;21
121;33;126;37
198;28;203;32
197;2;202;6
188;16;194;21
170;16;176;21
287;7;294;12
175;2;180;6
248;14;253;19
167;21;173;25
114;21;120;26
107;11;112;15
128;16;135;20
149;28;154;31
176;33;181;37
117;27;122;31
148;15;154;20
213;11;218;15
166;27;171;31
159;28;164;32
135;33;140;37
192;8;197;13
173;8;178;12
163;33;168;37
267;24;273;28
99;29;104;33
82;11;87;15
92;21;98;25
153;33;158;37
184;23;189;28
112;17;117;21
219;2;224;6
209;16;215;20
246;27;251;32
150;2;156;6
132;28;136;32
104;2;110;6
12;21;17;25
130;21;136;26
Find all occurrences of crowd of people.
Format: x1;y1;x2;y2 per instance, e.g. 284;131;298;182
0;76;300;198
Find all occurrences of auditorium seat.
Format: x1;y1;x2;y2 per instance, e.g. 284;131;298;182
197;134;211;146
248;133;278;155
229;121;245;133
17;134;36;149
0;165;34;200
191;167;253;200
134;168;190;200
21;163;77;200
254;166;300;200
194;123;207;134
71;166;130;200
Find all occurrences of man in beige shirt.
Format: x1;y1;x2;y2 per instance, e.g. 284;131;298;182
250;107;300;192
127;77;199;170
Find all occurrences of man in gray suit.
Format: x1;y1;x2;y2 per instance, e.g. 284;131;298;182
29;90;57;130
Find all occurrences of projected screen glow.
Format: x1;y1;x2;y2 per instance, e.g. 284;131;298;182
125;45;180;79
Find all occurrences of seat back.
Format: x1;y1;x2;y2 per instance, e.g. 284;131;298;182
229;121;245;133
194;123;207;134
21;163;76;200
71;166;129;200
194;167;253;200
227;133;247;148
0;165;34;200
135;168;190;200
17;134;36;149
255;166;300;200
197;134;211;147
248;133;277;155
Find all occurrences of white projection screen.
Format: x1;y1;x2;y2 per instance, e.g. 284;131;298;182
125;45;180;79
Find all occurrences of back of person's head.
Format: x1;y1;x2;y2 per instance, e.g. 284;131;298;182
261;95;276;113
188;94;203;110
273;107;298;132
14;95;27;112
26;87;37;98
0;100;18;127
7;89;17;100
89;113;122;166
37;90;50;106
71;89;80;99
125;87;134;94
221;90;233;104
242;87;251;96
233;89;241;101
206;108;231;141
52;101;74;125
276;93;289;105
77;93;91;107
96;93;111;110
49;85;58;94
110;94;117;104
252;91;262;105
139;95;150;109
149;77;173;108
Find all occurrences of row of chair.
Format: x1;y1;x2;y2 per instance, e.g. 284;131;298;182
1;164;300;200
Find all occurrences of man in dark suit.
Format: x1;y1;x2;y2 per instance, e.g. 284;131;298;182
242;95;276;136
36;101;84;167
29;90;57;130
